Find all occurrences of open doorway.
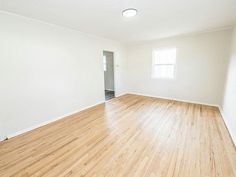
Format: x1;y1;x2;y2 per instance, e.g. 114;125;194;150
103;51;115;101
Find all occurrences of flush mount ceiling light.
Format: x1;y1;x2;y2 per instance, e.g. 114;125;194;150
122;8;137;17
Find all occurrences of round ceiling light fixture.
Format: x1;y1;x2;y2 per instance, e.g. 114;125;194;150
122;8;137;17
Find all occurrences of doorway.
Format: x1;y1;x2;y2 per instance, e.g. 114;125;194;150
103;51;115;101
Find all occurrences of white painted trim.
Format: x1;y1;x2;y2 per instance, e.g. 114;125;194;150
103;50;116;95
129;92;219;107
218;107;236;147
104;93;127;103
131;26;233;45
0;136;6;142
1;94;129;142
105;89;115;92
4;92;232;146
151;47;177;80
129;92;235;147
115;93;128;98
0;10;122;45
2;93;235;148
6;101;105;139
0;129;7;142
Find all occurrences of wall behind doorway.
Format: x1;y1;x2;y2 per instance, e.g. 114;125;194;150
104;51;115;91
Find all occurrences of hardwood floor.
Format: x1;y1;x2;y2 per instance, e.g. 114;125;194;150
0;94;236;177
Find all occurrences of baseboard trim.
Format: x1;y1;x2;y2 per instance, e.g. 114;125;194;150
129;92;219;107
218;107;236;148
3;93;230;144
115;92;128;98
6;100;105;140
105;89;115;92
130;92;235;147
0;137;6;142
0;129;7;141
128;92;235;147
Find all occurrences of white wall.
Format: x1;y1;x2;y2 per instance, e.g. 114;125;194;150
0;10;234;143
221;25;236;145
126;30;232;106
0;11;127;138
104;51;115;91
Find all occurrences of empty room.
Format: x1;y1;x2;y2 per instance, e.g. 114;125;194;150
0;0;236;177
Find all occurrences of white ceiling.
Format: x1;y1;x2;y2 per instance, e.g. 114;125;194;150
1;0;236;43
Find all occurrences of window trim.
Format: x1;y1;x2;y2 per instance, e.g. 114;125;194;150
151;47;177;80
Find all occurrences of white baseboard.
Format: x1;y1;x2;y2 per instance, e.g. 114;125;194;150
130;92;235;147
6;100;105;140
115;92;128;98
1;94;129;142
105;89;115;91
0;129;7;141
0;136;6;142
218;107;236;147
3;93;233;147
129;92;219;107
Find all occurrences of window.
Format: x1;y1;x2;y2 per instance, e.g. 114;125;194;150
103;55;107;71
152;48;177;79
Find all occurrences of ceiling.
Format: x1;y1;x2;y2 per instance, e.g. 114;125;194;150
0;0;236;43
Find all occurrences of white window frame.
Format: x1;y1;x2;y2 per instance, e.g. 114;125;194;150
152;47;177;80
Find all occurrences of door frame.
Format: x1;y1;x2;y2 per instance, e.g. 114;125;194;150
102;50;116;100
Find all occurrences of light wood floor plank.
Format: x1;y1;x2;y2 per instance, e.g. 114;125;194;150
0;94;235;177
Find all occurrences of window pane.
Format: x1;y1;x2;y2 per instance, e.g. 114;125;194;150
103;56;106;63
103;64;107;71
103;55;107;71
154;48;176;64
153;65;175;79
